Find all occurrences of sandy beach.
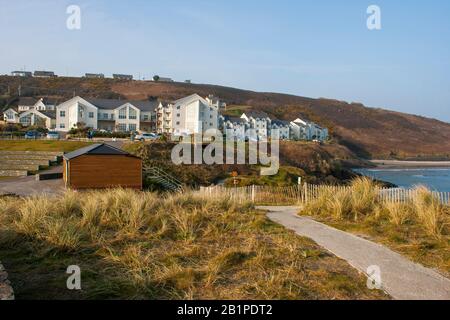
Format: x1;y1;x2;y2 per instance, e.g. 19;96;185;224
370;160;450;169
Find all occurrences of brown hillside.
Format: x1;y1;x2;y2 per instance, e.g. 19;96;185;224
1;76;449;159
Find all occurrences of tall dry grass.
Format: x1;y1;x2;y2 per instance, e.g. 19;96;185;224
304;177;378;221
0;189;385;300
303;178;449;238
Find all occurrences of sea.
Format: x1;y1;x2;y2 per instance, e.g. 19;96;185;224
354;168;450;192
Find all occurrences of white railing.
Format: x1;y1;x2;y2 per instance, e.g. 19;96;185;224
198;183;450;205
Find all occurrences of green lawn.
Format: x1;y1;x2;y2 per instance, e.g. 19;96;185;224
0;140;93;152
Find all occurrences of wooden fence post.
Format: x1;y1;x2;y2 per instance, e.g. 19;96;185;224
251;185;256;203
304;183;308;204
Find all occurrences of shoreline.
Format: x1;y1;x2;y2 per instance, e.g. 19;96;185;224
369;160;450;169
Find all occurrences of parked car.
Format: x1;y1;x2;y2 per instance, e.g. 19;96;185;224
135;133;159;141
24;131;42;139
46;131;60;140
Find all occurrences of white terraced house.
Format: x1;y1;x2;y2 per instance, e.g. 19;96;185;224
18;109;56;129
55;96;158;132
221;113;329;142
221;116;248;141
241;111;272;139
2;108;19;123
1;93;330;142
271;120;291;140
3;97;57;129
290;118;329;141
17;97;56;112
50;94;222;134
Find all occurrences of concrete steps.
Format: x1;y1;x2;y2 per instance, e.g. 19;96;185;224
0;159;50;166
0;155;60;161
0;151;63;156
0;151;63;177
0;164;41;171
0;170;28;177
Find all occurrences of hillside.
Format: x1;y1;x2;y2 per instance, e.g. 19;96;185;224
1;76;450;159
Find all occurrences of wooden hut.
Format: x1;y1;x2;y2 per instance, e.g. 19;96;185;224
63;143;142;190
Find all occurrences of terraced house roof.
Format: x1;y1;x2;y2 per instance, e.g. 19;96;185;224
85;98;159;112
243;110;270;119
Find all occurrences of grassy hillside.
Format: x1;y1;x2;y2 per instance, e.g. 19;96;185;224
2;76;450;159
123;141;363;188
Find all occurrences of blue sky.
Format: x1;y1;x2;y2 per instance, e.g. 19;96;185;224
1;0;449;122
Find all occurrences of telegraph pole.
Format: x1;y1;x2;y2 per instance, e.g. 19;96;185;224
18;85;21;97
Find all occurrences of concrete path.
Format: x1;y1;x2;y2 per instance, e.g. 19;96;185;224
258;206;450;300
0;166;64;197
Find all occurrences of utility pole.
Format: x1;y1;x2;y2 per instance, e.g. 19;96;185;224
18;85;21;97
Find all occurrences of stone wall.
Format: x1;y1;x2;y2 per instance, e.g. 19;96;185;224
0;262;14;300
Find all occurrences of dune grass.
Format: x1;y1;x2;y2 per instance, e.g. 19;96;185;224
301;177;450;275
0;189;387;300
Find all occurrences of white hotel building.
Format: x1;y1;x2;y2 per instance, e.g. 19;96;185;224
53;94;220;135
2;93;328;142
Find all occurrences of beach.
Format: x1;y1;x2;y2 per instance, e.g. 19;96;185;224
370;160;450;169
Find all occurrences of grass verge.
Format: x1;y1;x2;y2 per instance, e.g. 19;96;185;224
0;190;387;300
0;140;93;152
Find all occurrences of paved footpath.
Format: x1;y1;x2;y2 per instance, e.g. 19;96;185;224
258;206;450;300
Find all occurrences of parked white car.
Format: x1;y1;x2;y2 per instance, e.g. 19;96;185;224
46;131;60;140
135;133;159;141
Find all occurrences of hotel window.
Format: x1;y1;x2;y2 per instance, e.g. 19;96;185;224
60;110;66;117
128;124;137;132
118;108;127;119
60;123;65;129
89;112;94;119
117;123;127;132
103;113;108;119
177;113;180;117
143;114;149;121
176;121;180;125
129;108;137;120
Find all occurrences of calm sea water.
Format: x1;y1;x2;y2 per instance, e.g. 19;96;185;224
354;168;450;192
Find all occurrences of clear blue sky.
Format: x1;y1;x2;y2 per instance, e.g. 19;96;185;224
1;0;449;122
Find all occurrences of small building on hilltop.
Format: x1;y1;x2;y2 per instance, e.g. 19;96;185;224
63;143;142;190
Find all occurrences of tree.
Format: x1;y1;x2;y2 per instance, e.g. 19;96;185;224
153;75;160;82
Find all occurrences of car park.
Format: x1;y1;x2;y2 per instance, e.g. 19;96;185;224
46;131;60;140
24;131;42;139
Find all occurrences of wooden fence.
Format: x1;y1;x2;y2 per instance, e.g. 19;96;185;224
198;184;450;205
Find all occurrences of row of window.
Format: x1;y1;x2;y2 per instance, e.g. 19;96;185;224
59;109;142;120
